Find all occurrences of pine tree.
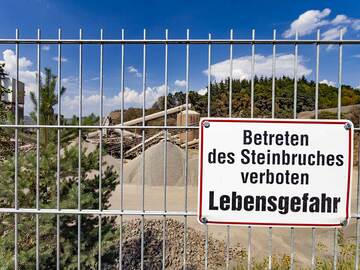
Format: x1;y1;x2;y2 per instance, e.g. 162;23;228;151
0;142;120;269
0;63;13;158
30;67;66;146
0;67;120;269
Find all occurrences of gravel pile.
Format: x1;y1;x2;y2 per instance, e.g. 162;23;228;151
120;218;244;269
124;141;198;186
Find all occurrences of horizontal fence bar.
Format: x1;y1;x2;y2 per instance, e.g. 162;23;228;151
0;124;198;129
0;124;358;131
1;207;360;219
0;208;197;216
0;38;360;45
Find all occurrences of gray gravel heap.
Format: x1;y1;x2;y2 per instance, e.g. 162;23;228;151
120;218;245;269
124;141;198;186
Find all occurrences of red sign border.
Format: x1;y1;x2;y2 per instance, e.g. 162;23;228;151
198;118;353;227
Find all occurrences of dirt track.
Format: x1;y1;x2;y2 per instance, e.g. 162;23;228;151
297;104;360;119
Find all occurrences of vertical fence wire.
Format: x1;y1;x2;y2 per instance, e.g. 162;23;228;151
204;32;211;270
268;227;272;270
333;28;343;270
226;225;230;270
229;29;233;117
36;28;41;270
226;29;233;270
293;31;298;119
78;28;83;270
250;29;255;118
162;28;169;270
56;28;62;270
207;33;211;117
247;29;256;270
183;28;190;270
119;28;125;270
290;31;298;270
14;28;19;270
141;29;147;270
290;31;299;270
271;29;276;119
312;228;316;269
333;228;338;270
290;227;295;270
337;29;343;120
98;28;104;270
314;29;320;120
312;28;320;270
205;222;209;270
269;28;276;270
248;226;252;270
207;34;212;117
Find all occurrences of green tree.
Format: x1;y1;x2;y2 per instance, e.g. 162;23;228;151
0;67;120;269
0;143;119;269
0;63;13;158
30;68;66;146
0;63;10;102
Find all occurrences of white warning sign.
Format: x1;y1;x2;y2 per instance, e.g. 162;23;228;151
198;118;353;227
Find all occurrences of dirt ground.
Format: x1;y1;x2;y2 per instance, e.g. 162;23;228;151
69;136;354;267
108;165;359;267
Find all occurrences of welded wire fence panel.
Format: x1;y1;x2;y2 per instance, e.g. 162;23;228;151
0;29;359;270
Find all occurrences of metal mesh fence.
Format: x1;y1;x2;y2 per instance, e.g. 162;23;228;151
0;28;359;269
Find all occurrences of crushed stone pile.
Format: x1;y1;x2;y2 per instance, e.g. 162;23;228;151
124;141;198;186
120;218;245;270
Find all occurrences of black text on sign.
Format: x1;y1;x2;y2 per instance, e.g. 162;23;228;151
198;118;353;227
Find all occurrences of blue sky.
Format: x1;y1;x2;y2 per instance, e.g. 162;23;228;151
1;0;360;117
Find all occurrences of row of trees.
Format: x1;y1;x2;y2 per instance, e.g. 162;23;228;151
150;76;360;119
111;76;360;129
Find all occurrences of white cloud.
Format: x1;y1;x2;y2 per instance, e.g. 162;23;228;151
52;56;68;62
61;85;167;117
1;49;39;115
41;45;50;51
321;27;347;51
322;26;347;40
2;49;32;73
61;76;78;95
284;9;360;40
353;54;360;58
352;19;360;30
127;66;142;77
203;53;312;81
331;15;351;25
320;79;336;87
62;76;77;84
283;8;331;38
197;88;207;95
174;79;186;87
